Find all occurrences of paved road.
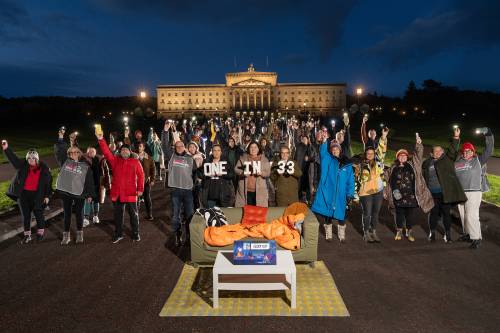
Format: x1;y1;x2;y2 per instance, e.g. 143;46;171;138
1;184;499;332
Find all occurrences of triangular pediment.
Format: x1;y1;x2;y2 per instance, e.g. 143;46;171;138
233;79;268;86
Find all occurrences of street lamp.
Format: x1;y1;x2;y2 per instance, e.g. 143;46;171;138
139;90;147;99
356;87;363;105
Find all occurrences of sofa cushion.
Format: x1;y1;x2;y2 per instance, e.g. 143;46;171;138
241;205;268;226
196;207;228;227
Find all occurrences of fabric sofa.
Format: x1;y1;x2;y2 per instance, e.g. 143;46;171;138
190;207;319;266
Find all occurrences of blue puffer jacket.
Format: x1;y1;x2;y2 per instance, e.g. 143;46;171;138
311;141;355;221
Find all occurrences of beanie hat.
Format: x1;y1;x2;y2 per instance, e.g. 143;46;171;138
188;141;199;151
396;149;409;159
330;140;342;151
461;142;476;153
26;149;39;162
120;144;131;152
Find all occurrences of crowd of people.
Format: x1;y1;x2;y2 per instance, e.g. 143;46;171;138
1;113;494;250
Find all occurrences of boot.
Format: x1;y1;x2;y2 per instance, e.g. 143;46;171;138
444;230;453;243
324;224;333;242
458;233;471;242
428;230;436;242
469;239;481;249
337;224;346;243
180;223;188;246
61;232;71;245
175;232;181;247
370;229;381;243
394;228;403;241
406;229;415;242
363;231;374;243
76;231;83;244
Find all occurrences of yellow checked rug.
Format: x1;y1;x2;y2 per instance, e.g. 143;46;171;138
159;261;349;317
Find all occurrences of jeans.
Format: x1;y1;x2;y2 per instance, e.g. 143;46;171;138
62;195;85;232
83;200;100;218
113;199;139;237
428;193;452;232
171;188;194;233
18;190;45;234
395;206;417;230
359;191;384;232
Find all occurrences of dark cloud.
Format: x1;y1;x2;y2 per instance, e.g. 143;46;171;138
0;0;46;43
366;0;500;68
95;0;357;62
282;53;311;65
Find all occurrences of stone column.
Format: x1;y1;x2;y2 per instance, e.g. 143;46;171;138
253;90;257;109
260;89;264;108
239;90;242;109
267;89;271;109
246;90;250;110
232;90;236;109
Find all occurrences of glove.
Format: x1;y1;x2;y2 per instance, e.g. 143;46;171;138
346;197;353;211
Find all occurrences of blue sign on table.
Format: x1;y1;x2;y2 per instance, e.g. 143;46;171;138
233;240;277;265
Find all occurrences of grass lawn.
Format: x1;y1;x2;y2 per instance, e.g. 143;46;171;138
484;174;500;206
0;169;59;214
0;129;96;164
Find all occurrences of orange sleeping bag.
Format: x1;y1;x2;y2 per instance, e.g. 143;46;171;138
204;213;304;250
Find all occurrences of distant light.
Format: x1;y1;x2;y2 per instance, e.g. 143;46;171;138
123;116;129;122
453;125;459;129
414;107;418;111
108;112;112;115
140;91;147;99
356;88;363;96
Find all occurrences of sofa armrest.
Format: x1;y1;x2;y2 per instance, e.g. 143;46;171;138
301;209;319;260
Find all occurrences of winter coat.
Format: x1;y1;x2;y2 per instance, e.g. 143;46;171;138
270;158;302;206
54;139;96;200
98;138;145;203
201;156;235;207
311;141;355;221
234;154;271;207
161;129;173;167
384;142;434;214
355;136;387;197
4;148;52;209
422;137;467;204
138;153;156;184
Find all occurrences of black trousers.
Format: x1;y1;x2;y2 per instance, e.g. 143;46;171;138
247;191;257;206
113;199;139;237
62;195;85;232
18;190;45;232
359;191;384;232
429;194;452;232
395;206;418;229
140;183;152;216
314;212;345;226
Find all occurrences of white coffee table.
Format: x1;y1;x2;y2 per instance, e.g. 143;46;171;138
212;250;296;309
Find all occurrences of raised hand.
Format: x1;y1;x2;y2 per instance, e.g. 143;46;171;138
416;132;422;145
362;114;369;124
1;140;8;150
453;127;460;138
58;130;65;139
382;127;389;138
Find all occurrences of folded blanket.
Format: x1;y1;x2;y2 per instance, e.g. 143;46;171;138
204;213;304;250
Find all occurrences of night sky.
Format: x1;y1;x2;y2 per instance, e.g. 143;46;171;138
1;0;500;97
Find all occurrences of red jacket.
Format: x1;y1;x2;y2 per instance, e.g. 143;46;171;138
98;139;145;203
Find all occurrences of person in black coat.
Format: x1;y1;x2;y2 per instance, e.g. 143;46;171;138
2;140;52;244
54;130;95;245
201;145;235;208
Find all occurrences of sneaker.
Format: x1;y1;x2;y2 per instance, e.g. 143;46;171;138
444;231;453;243
363;231;374;243
458;233;471;242
76;231;83;244
324;224;333;242
180;223;188;245
21;235;32;244
428;230;436;242
395;229;403;241
112;235;124;244
83;218;90;228
92;216;100;224
132;234;141;242
406;229;415;242
370;229;381;243
145;215;154;221
469;239;481;249
174;231;181;247
61;232;71;245
36;233;44;242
